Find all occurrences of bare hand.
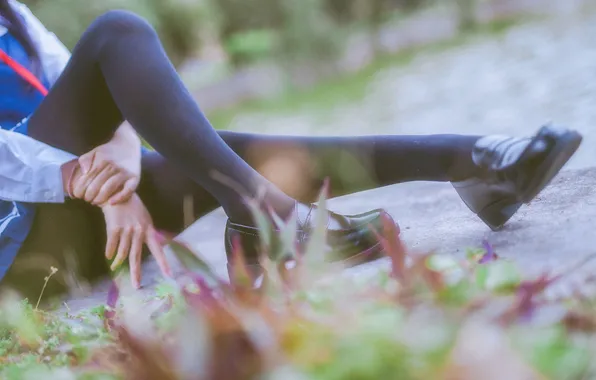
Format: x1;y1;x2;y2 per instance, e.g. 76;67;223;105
73;137;141;206
102;193;171;289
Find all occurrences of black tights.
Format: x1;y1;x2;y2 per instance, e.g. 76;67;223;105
4;11;480;300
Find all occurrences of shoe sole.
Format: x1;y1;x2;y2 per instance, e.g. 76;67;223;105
479;128;583;231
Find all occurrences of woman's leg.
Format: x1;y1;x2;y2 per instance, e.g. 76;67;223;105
26;10;294;226
133;132;480;233
217;132;481;202
136;151;220;233
26;10;481;227
138;132;482;227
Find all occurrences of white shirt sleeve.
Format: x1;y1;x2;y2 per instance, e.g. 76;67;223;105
9;0;71;86
0;2;77;204
0;128;76;203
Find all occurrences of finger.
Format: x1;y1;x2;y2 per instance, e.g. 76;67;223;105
94;174;128;206
72;167;110;200
84;166;117;204
79;151;109;177
105;227;121;260
71;172;90;199
78;151;95;174
108;178;138;205
111;228;132;271
146;227;172;278
129;228;144;289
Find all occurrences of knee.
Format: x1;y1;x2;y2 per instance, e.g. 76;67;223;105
89;10;157;41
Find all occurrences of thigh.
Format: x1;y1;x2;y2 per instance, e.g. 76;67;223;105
138;151;221;234
2;200;107;303
26;28;122;154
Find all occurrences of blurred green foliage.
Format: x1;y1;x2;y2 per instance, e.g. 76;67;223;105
224;29;279;67
21;0;436;68
21;0;214;67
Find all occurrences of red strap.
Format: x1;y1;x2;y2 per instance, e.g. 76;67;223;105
0;48;48;96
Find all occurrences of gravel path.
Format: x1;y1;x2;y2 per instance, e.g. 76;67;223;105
226;9;596;169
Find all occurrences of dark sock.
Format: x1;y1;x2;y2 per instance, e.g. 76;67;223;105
218;132;481;201
371;134;482;183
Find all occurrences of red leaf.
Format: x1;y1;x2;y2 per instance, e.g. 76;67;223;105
517;273;557;297
372;212;405;281
204;306;264;380
116;326;178;380
182;276;220;313
410;254;445;293
500;273;559;324
229;234;256;290
104;281;119;330
107;280;119;308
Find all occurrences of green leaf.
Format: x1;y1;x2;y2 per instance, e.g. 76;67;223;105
246;199;273;254
168;240;220;288
277;210;299;264
155;280;180;299
475;264;489;289
438;281;474;306
483;260;522;292
515;327;591;379
304;182;329;266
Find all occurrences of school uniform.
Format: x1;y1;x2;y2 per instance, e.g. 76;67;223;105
0;0;75;280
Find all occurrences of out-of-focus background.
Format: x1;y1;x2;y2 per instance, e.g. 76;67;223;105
22;0;596;173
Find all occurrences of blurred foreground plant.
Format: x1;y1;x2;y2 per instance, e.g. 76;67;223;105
0;196;595;379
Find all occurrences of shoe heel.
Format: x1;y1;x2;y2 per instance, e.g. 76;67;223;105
477;199;522;231
453;180;523;231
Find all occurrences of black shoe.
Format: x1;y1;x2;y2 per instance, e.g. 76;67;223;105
224;204;397;282
452;125;582;231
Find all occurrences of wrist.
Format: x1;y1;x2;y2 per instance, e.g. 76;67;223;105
60;159;80;198
101;192;139;210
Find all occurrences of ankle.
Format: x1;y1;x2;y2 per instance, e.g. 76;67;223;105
446;136;483;181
